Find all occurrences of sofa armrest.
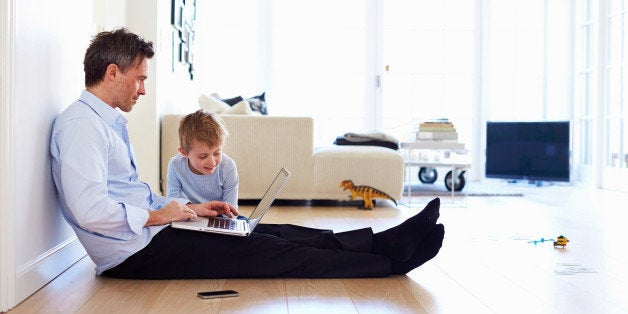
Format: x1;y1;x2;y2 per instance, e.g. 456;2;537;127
161;114;183;194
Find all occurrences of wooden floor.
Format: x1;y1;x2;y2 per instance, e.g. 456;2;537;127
7;183;628;313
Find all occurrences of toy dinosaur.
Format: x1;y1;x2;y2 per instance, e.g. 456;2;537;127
339;180;397;210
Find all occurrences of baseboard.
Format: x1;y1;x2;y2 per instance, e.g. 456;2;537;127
15;237;86;304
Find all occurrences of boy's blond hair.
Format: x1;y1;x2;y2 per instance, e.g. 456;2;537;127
178;109;229;153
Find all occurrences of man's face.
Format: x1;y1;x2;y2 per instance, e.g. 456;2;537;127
180;139;223;175
112;57;148;112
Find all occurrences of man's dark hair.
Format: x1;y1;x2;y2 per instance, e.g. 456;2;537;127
83;28;154;87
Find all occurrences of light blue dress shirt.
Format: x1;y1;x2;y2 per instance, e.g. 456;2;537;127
50;90;189;275
166;153;239;207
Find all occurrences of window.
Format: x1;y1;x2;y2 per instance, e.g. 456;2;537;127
484;0;572;124
575;0;597;180
271;1;366;147
605;0;628;169
197;1;628;190
381;1;476;145
487;0;546;121
196;1;260;97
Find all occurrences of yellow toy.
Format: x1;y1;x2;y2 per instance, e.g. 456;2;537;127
339;180;397;210
554;235;569;247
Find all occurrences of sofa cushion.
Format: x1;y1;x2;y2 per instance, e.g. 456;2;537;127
218;115;315;199
314;146;404;200
247;92;268;115
220;95;245;106
199;94;230;113
223;100;259;115
213;92;268;115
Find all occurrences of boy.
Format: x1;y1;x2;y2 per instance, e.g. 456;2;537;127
166;110;238;208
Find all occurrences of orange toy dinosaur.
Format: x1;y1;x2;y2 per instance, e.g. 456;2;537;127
339;180;397;210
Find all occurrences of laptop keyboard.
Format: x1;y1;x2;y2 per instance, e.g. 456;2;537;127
207;218;238;230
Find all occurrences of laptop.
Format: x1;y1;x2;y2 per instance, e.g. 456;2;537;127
170;167;291;236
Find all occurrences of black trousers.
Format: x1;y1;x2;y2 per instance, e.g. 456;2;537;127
102;224;391;279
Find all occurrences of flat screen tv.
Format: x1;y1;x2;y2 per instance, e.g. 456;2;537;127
485;121;570;182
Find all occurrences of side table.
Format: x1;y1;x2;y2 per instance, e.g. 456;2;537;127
400;141;470;207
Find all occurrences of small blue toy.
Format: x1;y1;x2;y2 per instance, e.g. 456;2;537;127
528;237;554;245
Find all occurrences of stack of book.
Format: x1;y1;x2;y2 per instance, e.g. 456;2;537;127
416;119;458;142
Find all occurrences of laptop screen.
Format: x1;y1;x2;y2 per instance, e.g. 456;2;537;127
247;167;291;228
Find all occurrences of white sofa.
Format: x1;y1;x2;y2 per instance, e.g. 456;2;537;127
161;114;405;202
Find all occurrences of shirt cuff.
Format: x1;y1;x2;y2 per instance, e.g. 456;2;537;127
125;204;149;235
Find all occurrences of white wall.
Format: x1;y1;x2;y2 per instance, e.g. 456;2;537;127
1;0;199;310
124;0;162;191
153;0;199;118
126;0;199;193
0;0;93;309
0;0;16;310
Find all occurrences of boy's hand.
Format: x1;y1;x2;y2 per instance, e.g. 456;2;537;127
189;201;238;218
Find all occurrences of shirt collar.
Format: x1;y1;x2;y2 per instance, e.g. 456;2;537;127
79;90;127;126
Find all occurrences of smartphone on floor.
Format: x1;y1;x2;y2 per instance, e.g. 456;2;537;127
197;290;239;299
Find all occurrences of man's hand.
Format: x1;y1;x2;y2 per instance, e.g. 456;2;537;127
146;201;198;226
188;201;238;218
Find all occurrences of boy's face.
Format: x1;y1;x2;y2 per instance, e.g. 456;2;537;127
179;139;223;175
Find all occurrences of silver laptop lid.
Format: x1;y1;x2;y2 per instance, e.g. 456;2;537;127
246;167;291;230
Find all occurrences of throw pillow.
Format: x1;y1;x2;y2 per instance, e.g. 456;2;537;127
247;92;268;115
199;94;230;113
223;100;256;115
220;95;245;106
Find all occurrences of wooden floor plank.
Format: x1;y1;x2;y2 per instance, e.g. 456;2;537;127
149;279;228;313
342;277;427;313
285;279;357;313
220;279;288;313
75;278;167;313
400;263;492;313
8;257;103;314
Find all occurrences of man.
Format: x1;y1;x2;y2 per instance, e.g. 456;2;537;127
50;28;444;279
